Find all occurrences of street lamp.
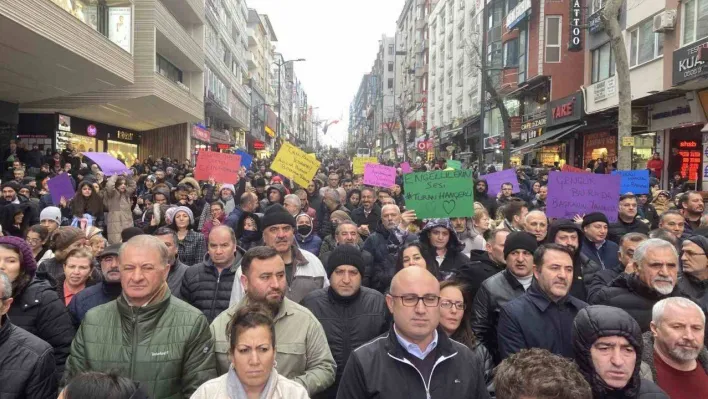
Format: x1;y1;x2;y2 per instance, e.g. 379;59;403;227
272;58;306;145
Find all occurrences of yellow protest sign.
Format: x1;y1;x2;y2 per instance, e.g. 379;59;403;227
306;153;317;159
271;142;321;187
353;157;378;175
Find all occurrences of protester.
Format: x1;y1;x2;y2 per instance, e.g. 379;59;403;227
608;194;651;244
60;181;104;229
60;372;148;399
201;201;226;239
418;218;470;280
301;244;389;398
592;238;682;331
39;206;62;234
319;220;373;286
681;191;704;233
498;244;588;359
181;225;242;322
471;231;537;364
224;192;259;232
580;212;621;271
283;194;302;217
38;226;101;283
318;189;349;239
457;228;509;302
319;210;359;258
572;305;668;398
501;200;528;232
212;246;336;396
295;213;322;256
26;224;53;263
641;298;708;397
192;304;309;399
524;209;548;244
235;211;262;251
65;235;217;399
170;206;207;266
67;243;122;326
335;267;490;399
658;209;686;240
678;236;708;308
587;232;648;303
55;248;96;306
103;173;136;244
351;187;379;239
495;348;592;399
451;215;485;254
345;188;361;212
153;227;188;297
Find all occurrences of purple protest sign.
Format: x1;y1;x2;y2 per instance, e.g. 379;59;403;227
401;162;413;174
47;173;75;205
364;163;397;188
81;152;130;176
546;171;621;222
479;168;520;196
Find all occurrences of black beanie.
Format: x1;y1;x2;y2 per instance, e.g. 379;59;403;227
504;231;539;259
581;212;609;229
326;244;365;277
1;181;19;193
261;203;296;229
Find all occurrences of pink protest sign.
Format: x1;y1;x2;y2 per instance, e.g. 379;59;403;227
401;162;413;174
363;163;396;188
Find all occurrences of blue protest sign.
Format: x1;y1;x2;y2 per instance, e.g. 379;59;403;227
235;149;253;169
611;170;650;194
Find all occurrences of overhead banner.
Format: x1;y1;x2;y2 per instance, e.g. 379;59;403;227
194;152;242;183
271;142;321;187
403;170;474;219
546;171;621;222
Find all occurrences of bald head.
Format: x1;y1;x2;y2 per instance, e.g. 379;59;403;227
209;225;236;244
387;266;441;345
390;266;439;295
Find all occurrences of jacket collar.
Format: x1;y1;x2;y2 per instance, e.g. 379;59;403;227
0;315;13;346
526;279;585;312
290;245;309;267
641;331;708;380
116;285;172;322
385;324;457;360
502;269;526;291
614;273;680;300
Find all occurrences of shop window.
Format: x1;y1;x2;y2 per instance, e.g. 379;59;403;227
503;39;519;67
545;16;562;63
156;53;183;83
629;18;663;67
682;0;708;45
630;133;656;170
591;42;615;83
107;140;138;166
49;1;132;53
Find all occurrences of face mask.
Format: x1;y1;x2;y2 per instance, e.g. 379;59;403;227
297;225;312;237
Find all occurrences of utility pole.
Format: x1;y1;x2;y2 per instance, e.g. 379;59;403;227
602;0;632;170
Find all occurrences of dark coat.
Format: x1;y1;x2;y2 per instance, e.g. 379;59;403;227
591;273;684;332
587;268;624;304
0;315;57;399
7;276;76;381
418;219;471;280
474;180;497;217
37;257;103;285
573;305;669;399
677;274;708;311
497;280;588;361
318;204;349;239
335;325;491;399
351;206;381;239
456;250;505;302
297;233;323;256
580;235;621;272
608;217;651;244
471;269;527;365
180;251;243;323
166;259;188;300
362;224;417;294
301;287;389;399
67;280;122;328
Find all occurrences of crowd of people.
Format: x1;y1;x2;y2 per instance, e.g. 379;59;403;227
0;145;707;398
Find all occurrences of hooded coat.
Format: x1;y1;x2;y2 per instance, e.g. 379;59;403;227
295;213;323;256
260;184;287;212
419;218;471;280
573;305;669;398
546;220;603;302
474;179;498;217
234;212;262;251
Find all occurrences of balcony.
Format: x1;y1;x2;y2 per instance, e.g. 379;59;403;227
155;1;203;72
246;51;257;69
416;19;427;30
247;28;259;48
415;65;428;77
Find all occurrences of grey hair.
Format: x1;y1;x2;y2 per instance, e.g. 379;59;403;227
324;188;340;202
381;204;401;215
336;220;358;235
120;235;169;267
284;194;301;208
0;270;11;299
154;227;178;247
652;297;705;326
632;238;678;266
524;210;547;223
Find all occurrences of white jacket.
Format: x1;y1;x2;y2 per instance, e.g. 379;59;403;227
190;369;310;399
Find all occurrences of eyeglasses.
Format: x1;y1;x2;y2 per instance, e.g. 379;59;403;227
683;250;706;257
440;299;466;310
0;296;9;301
390;294;440;307
25;238;42;244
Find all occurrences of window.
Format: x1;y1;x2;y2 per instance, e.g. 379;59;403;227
682;0;708;45
388;61;394;72
503;39;519;67
545;16;561;63
518;24;527;83
629;18;663;67
389;44;395;55
506;0;519;13
156;53;183;83
591;0;604;14
388;78;394;89
591;42;615;83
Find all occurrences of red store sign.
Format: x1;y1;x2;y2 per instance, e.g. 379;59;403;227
192;125;211;143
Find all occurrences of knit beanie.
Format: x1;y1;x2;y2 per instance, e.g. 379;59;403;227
581;212;610;229
221;184;235;194
121;227;145;242
173;206;194;225
0;236;38;278
261;203;296;229
686;235;708;256
40;206;62;224
326;244;365;278
504;231;539;259
1;181;19;193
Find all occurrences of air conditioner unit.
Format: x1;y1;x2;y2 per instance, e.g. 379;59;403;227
653;10;676;32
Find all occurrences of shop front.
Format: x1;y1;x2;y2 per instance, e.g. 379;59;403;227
253;140;270;159
106;128;140;165
210;128;234;152
582;130;617;169
190;124;211;164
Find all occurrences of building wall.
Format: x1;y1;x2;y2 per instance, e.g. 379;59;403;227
139;122;189;160
543;0;585;100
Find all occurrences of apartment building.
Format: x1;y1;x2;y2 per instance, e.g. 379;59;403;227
246;9;277;154
348;74;376;155
373;35;398;158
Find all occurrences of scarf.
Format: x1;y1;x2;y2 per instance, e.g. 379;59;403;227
226;365;277;399
222;196;236;216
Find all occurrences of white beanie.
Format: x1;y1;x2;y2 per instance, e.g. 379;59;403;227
40;206;62;224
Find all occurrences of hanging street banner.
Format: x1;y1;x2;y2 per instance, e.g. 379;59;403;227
403;169;474;219
271;142;321;187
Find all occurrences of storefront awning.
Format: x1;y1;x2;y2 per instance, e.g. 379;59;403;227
511;122;584;154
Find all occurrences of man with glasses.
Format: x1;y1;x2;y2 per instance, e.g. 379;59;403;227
678;235;708;309
497;244;588;360
336;267;490;399
0;270;57;399
301;245;388;398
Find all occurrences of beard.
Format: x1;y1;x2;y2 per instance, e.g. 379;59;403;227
248;290;284;315
652;277;675;295
668;341;702;361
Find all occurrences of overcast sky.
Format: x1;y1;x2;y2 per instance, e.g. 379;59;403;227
247;0;404;149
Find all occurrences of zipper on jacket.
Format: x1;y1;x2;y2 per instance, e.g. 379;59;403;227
387;352;458;399
130;307;139;379
210;271;221;319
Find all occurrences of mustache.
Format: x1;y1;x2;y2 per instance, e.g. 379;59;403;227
653;276;674;284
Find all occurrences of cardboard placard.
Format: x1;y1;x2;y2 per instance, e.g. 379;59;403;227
611;170;650;194
403;170;474;219
194;152;242;183
47;173;75;205
479;168;520;196
271;142;321;187
446;159;462;170
353;157;378;175
546;171;621;222
81;152;130;176
235;149;253;169
363;163;397;188
401;162;413;174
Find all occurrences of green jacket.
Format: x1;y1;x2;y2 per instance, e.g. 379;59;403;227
211;297;336;396
65;290;217;399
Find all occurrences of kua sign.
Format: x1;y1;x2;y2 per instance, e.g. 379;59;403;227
569;0;583;51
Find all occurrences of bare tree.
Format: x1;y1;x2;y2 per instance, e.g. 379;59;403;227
601;0;632;170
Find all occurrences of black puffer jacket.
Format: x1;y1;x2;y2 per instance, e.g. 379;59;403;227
301;287;389;399
608;216;651;244
591;273;684;332
457;250;505;302
470;269;526;365
573;305;669;398
0;316;57;399
7;275;76;381
180;250;244;323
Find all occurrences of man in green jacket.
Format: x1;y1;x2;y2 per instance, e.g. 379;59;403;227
64;235;217;399
211;246;336;396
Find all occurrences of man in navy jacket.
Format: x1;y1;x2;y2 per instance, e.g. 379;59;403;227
580;212;620;272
